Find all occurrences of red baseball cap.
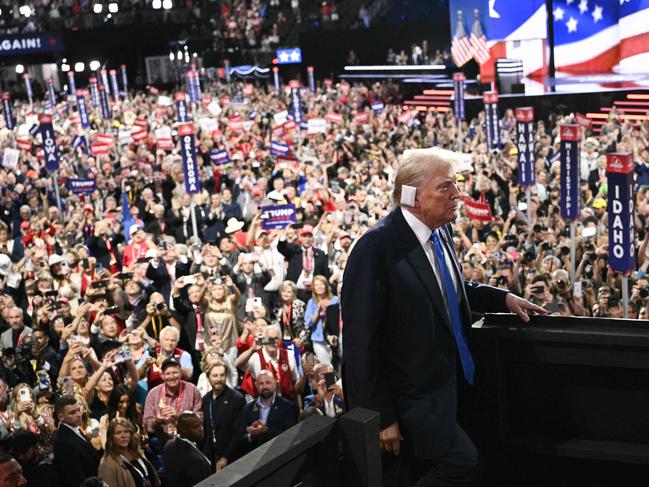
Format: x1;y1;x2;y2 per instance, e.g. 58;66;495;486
300;224;314;235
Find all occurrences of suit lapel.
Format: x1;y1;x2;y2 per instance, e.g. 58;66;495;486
393;210;453;333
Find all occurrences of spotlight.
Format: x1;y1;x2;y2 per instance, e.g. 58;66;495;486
152;0;161;8
89;60;101;71
108;2;118;13
93;3;103;13
169;52;175;61
61;64;70;72
74;62;85;72
18;5;32;17
15;64;24;74
162;0;172;10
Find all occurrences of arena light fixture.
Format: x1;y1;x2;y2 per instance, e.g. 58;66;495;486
15;64;24;74
18;5;32;17
162;0;172;10
152;0;161;8
89;60;101;71
169;52;174;61
108;2;118;13
74;62;85;72
61;63;70;72
93;3;103;13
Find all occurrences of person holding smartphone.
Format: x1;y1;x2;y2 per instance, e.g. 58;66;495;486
303;363;345;418
9;383;56;458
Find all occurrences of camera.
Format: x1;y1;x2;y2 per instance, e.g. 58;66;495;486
541;242;553;252
584;264;594;279
560;246;570;256
116;272;133;280
90;280;109;289
155;302;165;311
104;306;120;315
324;372;336;390
260;337;276;346
640;286;649;299
557;280;567;290
497;276;508;286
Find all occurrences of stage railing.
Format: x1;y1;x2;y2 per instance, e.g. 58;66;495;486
195;408;382;487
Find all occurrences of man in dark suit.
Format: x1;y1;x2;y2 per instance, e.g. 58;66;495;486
53;396;100;487
145;241;191;301
277;224;330;302
240;369;298;453
163;411;213;487
201;361;245;470
342;148;545;486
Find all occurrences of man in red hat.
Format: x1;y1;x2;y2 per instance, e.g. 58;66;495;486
278;224;330;302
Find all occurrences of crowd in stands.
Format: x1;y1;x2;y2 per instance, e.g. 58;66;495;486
385;41;448;65
0;73;646;486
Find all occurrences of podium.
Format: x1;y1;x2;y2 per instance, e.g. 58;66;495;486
467;314;649;484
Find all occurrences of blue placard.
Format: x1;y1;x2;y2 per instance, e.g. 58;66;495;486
276;48;302;65
453;77;465;121
484;98;500;151
89;78;100;107
68;178;96;194
39;114;60;171
288;87;303;125
260;204;297;229
99;85;111;119
515;108;535;187
109;70;120;101
607;153;636;273
2;93;14;130
559;134;580;221
179;124;201;194
0;33;64;56
67;71;76;96
76;91;90;129
120;65;128;93
176;98;189;123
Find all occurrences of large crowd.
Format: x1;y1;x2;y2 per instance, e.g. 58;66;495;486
0;73;646;486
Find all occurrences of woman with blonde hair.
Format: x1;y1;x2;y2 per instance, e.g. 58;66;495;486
99;417;159;487
304;275;339;365
204;275;241;364
9;383;56;456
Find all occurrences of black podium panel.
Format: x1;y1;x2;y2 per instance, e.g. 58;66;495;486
469;314;649;468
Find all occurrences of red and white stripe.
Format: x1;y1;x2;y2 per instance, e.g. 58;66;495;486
451;35;474;67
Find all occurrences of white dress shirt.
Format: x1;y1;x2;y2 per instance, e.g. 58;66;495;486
401;208;461;313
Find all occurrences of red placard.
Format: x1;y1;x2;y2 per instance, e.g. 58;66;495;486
178;123;195;137
174;92;187;102
515;107;534;122
452;72;465;82
606;152;634;174
483;91;499;104
560;124;580;141
462;196;493;221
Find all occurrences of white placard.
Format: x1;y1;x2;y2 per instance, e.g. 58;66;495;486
307;118;327;134
157;95;173;107
155;126;172;139
273;110;288;125
3;148;20;169
207;101;222;116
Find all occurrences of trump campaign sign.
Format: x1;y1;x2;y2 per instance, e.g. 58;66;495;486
260;204;297;229
607;152;635;273
39;114;60;171
175;92;189;123
75;90;90;129
560;124;580;221
68;178;96;195
515;107;534;187
179;123;201;194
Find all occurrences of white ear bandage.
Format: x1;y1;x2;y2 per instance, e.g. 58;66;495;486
400;185;417;206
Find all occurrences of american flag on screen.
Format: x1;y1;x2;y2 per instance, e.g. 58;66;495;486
619;0;649;71
451;10;474;67
470;10;491;64
553;0;620;73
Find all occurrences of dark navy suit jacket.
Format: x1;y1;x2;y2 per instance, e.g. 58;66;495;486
341;208;508;460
